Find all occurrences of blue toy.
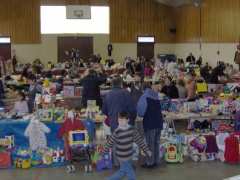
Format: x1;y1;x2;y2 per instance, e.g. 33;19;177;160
96;153;112;171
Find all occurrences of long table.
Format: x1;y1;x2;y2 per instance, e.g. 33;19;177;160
163;112;233;133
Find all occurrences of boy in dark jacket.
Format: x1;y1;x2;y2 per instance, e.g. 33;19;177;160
137;82;163;168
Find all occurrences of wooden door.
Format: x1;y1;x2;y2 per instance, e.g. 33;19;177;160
58;36;93;62
0;43;11;61
137;43;154;60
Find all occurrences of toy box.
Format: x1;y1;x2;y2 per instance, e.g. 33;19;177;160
63;86;75;97
0;135;15;149
196;82;208;94
38;108;53;122
0;152;11;168
75;87;82;97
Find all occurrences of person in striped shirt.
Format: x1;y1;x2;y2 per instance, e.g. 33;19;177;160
103;112;151;180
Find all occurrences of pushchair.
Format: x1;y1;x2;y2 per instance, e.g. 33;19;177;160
65;130;95;173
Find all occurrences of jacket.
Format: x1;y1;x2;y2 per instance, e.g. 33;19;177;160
161;84;179;99
102;87;137;132
137;88;163;131
80;74;106;107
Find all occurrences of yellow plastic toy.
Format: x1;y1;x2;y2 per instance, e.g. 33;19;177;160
68;130;89;146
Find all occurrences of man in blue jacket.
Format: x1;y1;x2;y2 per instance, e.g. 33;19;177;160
102;76;137;132
137;82;163;168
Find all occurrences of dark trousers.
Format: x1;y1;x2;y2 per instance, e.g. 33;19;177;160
144;129;161;166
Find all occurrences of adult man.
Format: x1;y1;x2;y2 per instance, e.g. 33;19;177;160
102;76;136;132
234;44;240;70
186;53;196;64
80;69;106;108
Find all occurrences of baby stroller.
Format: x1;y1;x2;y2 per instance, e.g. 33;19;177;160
65;130;95;173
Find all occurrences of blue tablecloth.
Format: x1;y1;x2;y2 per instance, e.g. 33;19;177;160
0;119;64;149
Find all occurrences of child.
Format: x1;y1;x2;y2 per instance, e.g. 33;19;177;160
103;112;151;180
27;74;42;113
13;91;29;115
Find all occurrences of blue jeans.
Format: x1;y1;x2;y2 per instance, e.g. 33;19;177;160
144;129;161;166
107;161;136;180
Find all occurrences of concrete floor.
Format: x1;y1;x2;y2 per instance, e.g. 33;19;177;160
1;161;239;180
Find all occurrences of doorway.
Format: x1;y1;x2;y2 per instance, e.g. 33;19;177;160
0;37;11;61
137;36;155;60
58;36;93;62
137;42;154;60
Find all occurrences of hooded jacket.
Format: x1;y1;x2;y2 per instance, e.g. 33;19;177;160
137;88;163;132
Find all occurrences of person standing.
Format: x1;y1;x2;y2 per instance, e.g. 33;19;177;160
177;79;187;99
186;74;196;101
234;44;240;71
161;77;179;99
80;69;106;108
186;53;196;64
102;76;137;132
137;82;163;168
103;112;151;180
27;75;42;113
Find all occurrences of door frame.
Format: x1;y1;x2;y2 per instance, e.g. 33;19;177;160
137;36;155;60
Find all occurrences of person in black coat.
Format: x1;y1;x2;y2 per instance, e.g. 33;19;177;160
161;77;179;99
186;53;196;64
80;69;106;108
209;62;225;84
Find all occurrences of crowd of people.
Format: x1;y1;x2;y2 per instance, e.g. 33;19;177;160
0;51;239;179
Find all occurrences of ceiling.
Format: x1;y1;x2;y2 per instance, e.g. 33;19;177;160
155;0;202;7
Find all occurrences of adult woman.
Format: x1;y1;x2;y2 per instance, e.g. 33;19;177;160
137;82;163;168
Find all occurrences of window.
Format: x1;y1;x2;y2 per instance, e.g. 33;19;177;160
41;6;109;34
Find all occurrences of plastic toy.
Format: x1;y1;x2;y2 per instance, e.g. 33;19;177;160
68;130;89;147
14;149;31;169
31;152;42;166
66;130;94;173
52;148;65;163
53;108;65;123
0;135;14;149
0;151;11;168
164;143;183;163
96;153;112;171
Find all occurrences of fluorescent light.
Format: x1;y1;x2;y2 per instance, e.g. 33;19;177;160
0;37;10;43
138;36;155;43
